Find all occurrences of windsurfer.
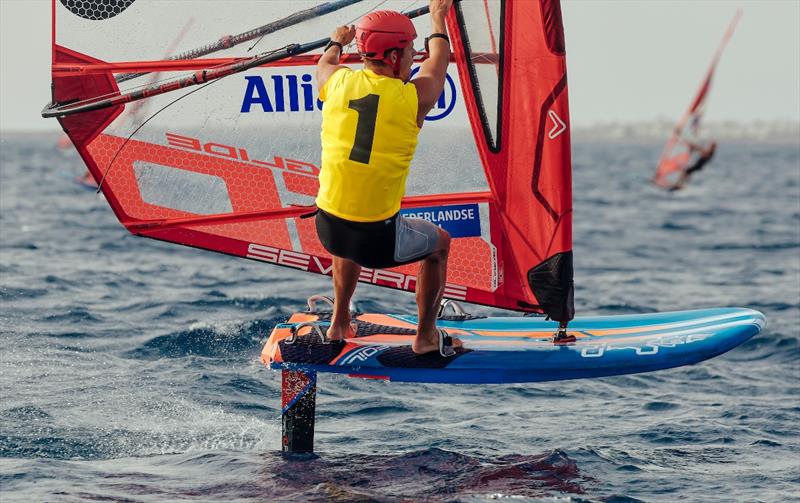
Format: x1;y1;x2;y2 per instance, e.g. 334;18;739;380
313;0;461;356
669;140;717;191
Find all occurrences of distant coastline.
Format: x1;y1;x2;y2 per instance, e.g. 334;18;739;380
2;119;799;144
570;119;800;144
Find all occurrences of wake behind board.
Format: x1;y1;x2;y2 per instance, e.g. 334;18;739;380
262;305;765;384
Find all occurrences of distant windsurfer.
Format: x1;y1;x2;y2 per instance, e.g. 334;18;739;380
313;0;461;356
668;140;717;191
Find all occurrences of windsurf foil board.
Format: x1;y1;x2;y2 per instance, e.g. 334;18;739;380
262;307;765;384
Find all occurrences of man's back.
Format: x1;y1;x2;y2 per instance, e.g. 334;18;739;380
317;68;420;222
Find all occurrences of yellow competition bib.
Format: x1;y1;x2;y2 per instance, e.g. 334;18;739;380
316;68;420;222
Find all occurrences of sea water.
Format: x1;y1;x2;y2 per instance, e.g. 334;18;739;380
1;134;798;502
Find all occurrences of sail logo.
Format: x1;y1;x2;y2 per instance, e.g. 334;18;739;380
241;74;321;113
400;204;481;238
409;67;457;121
579;333;712;358
339;345;390;365
547;110;567;139
165;133;320;178
245;243;468;300
240;68;457;121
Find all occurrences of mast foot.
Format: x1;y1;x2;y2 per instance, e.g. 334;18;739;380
553;321;576;345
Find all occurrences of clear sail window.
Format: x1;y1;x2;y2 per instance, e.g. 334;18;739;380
456;0;503;151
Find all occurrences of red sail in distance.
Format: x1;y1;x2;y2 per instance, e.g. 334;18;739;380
654;10;742;187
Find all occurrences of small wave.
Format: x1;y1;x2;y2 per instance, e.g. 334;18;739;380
595;304;657;314
0;432;102;461
321;401;414;419
152;295;295;321
637;423;716;445
223;376;273;396
642;401;680;412
42;307;104;324
647;445;738;468
123;317;283;360
188;294;299;313
5;242;39;250
0;406;52;421
746;301;797;312
661;221;697;231
732;333;799;364
705;242;799;252
45;331;98;339
0;286;48;300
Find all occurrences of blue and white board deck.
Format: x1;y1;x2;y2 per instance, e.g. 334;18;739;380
262;308;766;384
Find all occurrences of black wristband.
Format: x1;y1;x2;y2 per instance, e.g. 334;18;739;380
424;33;450;53
325;41;343;53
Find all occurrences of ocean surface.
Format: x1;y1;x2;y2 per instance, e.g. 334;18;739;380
1;134;798;502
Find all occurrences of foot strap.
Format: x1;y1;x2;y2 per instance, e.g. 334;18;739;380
285;322;329;345
305;294;358;316
553;321;576;345
438;329;456;357
437;299;467;319
306;295;334;312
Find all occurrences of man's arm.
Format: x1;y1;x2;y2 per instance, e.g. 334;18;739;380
317;25;356;91
412;0;453;127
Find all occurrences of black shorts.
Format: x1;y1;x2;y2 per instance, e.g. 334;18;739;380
315;209;440;269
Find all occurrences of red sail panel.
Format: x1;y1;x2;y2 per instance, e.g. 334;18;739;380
447;0;574;321
654;10;741;187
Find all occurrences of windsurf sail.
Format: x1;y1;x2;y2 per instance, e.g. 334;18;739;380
44;0;574;322
653;10;741;188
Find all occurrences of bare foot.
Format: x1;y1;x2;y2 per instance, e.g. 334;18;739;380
412;331;463;355
326;321;356;342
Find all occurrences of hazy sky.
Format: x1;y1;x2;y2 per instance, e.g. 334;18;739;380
1;0;798;131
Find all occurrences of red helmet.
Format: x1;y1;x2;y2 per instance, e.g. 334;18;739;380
356;10;417;62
